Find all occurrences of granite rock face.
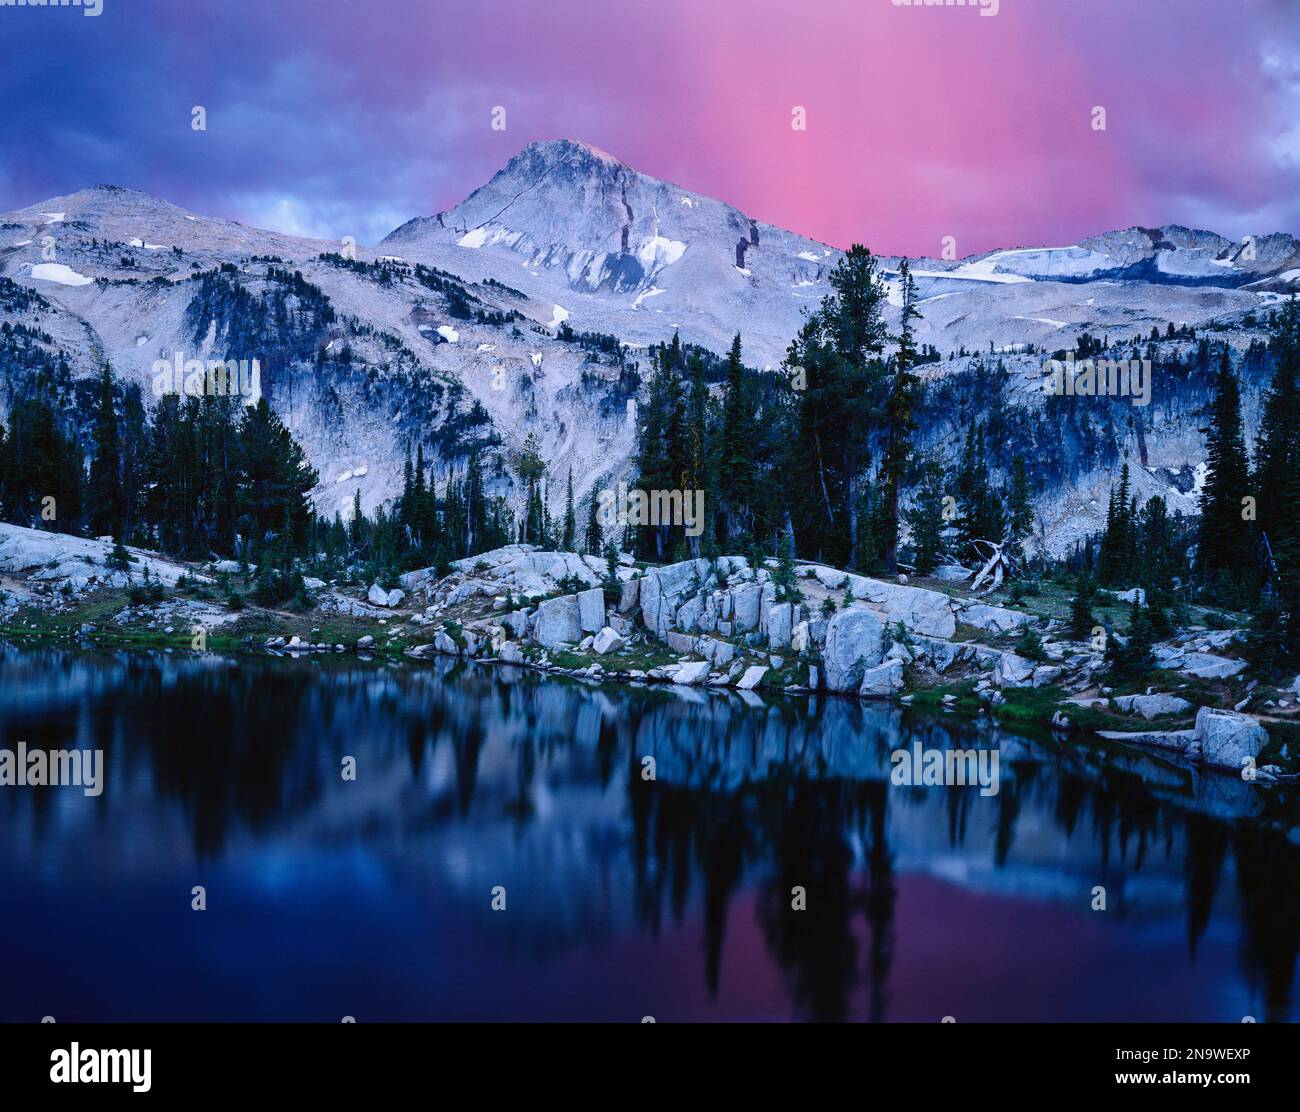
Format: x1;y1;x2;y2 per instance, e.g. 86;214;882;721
1195;707;1267;772
534;595;582;648
859;659;904;698
592;627;625;655
577;587;606;633
1114;693;1193;720
822;608;886;692
993;653;1036;689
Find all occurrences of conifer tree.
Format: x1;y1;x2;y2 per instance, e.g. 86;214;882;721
351;488;364;549
400;445;414;533
683;352;715;556
1006;456;1034;563
1;375;83;534
1118;600;1156;678
787;247;889;566
1197;344;1252;587
88;364;125;538
584;491;603;556
880;260;921;573
237;397;318;555
562;467;576;552
602;540;620;592
1014;623;1046;661
120;385;148;544
1068;572;1096;641
1254;296;1300;642
719;334;755;541
412;443;436;551
515;433;547;546
1098;462;1135;586
773;530;802;603
632;339;684;559
955;423;1003;560
905;461;949;576
465;448;488;555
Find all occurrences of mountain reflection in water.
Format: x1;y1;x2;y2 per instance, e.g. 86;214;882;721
0;643;1295;1022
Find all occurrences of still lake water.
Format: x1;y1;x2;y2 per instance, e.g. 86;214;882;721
0;642;1296;1023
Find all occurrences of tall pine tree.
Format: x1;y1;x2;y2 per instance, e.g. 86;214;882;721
1197;344;1252;588
87;364;125;537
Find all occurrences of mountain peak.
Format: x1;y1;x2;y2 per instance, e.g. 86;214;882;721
517;138;626;165
493;138;636;192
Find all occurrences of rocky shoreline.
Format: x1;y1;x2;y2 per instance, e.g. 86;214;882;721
3;524;1296;787
382;543;1291;784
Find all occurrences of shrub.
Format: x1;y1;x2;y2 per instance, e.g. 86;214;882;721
1014;624;1047;661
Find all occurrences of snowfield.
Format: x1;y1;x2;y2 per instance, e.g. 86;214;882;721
29;262;93;286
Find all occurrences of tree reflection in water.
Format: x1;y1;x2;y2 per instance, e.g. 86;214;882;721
0;643;1295;1021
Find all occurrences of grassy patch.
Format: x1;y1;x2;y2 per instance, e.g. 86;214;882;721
992;686;1066;728
950;622;985;643
1061;701;1196;734
906;678;983;715
547;649;590;670
0;589;421;658
600;643;682;672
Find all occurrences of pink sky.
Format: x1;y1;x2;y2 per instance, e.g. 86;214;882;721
2;0;1297;253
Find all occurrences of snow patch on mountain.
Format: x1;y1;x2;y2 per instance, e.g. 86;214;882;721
637;234;687;271
29;262;92;286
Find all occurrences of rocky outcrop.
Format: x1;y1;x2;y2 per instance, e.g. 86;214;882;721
1181;653;1248;679
533;594;582;648
672;661;711;686
577;587;606;633
1099;705;1268;772
619;577;640;614
402;544;634;609
843;574;956;639
592;626;624;655
1114;693;1193;720
497;641;526;664
992;653;1036;688
813;566;847;590
1195;707;1267;771
367;583;405;608
632;556;995;650
957;601;1032;634
385;549;1238;739
859;659;904;697
639;558;710;636
698;636;736;667
731;583;763;632
932;565;972;582
501;609;531;638
0;522;209;604
1097;726;1199;759
767;602;794;650
822;608;886;692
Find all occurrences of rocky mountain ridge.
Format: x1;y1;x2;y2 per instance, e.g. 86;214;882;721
2;140;1298;554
